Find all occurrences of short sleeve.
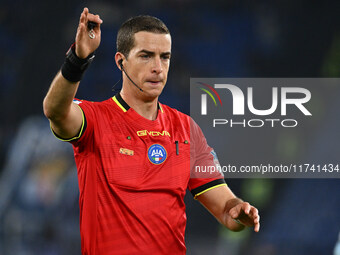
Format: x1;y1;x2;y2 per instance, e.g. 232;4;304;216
188;118;226;199
50;99;95;146
70;99;95;146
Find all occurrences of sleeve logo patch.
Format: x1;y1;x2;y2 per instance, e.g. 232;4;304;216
210;150;221;168
73;99;82;104
148;144;167;165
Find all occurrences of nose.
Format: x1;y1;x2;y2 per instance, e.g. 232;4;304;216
151;57;163;74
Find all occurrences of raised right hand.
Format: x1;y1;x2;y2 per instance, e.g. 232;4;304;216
75;7;103;59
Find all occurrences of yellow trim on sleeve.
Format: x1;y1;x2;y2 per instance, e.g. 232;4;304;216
50;104;85;142
112;96;127;112
194;183;227;200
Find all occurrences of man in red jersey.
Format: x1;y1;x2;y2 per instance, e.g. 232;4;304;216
43;8;260;255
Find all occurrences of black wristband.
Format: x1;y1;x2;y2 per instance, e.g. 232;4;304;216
61;43;95;82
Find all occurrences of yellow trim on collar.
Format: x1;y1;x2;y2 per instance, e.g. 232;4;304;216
112;96;127;112
159;103;164;113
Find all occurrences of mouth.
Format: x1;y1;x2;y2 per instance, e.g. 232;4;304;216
146;80;162;86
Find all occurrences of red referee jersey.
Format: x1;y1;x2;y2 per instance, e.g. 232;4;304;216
53;93;225;255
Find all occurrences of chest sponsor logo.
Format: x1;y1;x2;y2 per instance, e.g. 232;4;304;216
148;144;167;165
137;130;171;137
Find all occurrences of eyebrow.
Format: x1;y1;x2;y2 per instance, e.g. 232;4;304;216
138;49;171;57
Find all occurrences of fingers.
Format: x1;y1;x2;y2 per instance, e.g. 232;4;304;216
250;206;260;232
254;215;260;232
229;202;260;232
77;8;88;40
249;206;259;219
77;8;103;42
229;202;250;219
91;14;103;25
79;8;103;31
79;8;88;26
243;202;251;214
244;205;260;232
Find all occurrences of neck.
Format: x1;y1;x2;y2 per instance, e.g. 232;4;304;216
120;88;159;120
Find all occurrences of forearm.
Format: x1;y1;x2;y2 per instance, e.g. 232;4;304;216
44;8;102;121
43;71;79;121
197;185;260;233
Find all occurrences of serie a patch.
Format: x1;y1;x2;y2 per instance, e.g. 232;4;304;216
148;144;167;165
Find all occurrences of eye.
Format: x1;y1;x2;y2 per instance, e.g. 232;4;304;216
140;54;150;59
162;55;171;60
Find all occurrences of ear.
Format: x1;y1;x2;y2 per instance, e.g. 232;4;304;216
115;52;125;71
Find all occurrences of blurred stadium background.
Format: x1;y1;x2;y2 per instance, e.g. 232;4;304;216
0;0;340;254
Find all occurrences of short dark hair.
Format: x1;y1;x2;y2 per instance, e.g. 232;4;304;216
116;15;170;58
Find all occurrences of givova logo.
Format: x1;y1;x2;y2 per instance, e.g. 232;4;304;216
198;83;312;128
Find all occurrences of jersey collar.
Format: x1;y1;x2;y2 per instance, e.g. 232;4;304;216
112;92;163;113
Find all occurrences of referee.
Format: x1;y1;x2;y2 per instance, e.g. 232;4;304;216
43;8;259;255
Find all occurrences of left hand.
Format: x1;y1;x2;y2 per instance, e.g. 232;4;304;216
229;202;260;232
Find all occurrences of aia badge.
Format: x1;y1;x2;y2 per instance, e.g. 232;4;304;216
148;144;167;165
